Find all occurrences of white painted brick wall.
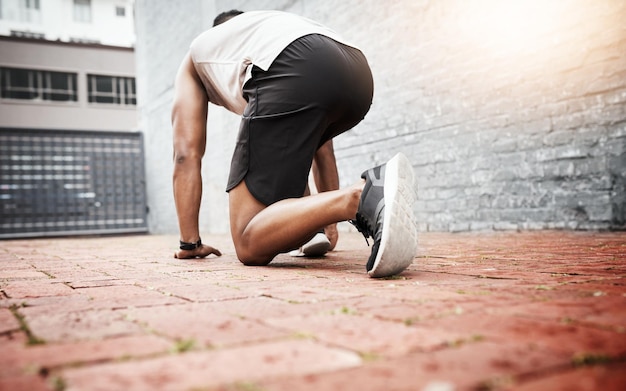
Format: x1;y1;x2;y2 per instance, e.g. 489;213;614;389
135;0;626;234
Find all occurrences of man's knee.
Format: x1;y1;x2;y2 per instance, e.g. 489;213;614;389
236;249;273;266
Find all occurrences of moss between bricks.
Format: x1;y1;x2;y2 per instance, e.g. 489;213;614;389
477;353;620;391
9;304;46;345
571;352;613;367
51;376;67;391
171;338;196;353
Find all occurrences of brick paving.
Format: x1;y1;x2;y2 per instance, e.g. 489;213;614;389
0;230;625;391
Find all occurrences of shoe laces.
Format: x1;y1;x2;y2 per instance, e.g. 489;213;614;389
350;212;371;246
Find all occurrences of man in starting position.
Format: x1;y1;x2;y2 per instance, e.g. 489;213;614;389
172;10;418;277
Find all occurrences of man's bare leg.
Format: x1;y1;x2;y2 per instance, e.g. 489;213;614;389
289;140;339;257
229;180;363;266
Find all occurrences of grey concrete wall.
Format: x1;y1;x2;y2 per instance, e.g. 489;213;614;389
135;0;626;235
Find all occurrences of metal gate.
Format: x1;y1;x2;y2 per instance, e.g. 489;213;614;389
0;128;148;238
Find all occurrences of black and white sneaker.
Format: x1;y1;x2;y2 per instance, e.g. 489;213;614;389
350;153;418;278
289;231;331;257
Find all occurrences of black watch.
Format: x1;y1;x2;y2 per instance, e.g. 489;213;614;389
179;238;202;250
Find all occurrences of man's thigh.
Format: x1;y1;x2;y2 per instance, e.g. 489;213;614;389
228;180;265;249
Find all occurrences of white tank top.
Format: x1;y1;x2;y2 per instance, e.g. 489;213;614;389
189;10;357;114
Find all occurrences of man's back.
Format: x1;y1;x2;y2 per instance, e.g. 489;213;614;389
189;10;356;113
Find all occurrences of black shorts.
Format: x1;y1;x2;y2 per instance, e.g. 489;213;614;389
226;34;374;206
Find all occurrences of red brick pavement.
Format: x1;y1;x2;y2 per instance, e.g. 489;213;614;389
0;231;625;390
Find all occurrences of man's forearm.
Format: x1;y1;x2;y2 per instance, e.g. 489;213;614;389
173;157;203;242
312;140;339;192
312;140;340;250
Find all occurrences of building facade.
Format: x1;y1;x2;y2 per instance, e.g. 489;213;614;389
0;36;137;131
0;0;135;47
0;0;145;238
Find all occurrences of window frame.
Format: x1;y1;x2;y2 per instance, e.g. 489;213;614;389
19;0;42;23
87;73;136;106
0;66;79;104
73;0;92;23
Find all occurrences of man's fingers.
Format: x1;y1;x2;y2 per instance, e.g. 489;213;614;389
174;244;222;259
199;244;221;257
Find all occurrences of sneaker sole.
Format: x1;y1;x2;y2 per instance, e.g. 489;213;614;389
368;152;418;278
289;233;331;257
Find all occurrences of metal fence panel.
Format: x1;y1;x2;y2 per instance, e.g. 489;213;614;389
0;128;148;238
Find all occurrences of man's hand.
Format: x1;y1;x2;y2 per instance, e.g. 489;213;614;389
325;224;338;251
174;244;222;259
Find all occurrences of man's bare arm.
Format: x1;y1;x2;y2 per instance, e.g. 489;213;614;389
171;53;221;259
312;140;340;249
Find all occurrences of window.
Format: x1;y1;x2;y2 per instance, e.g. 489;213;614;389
73;0;91;23
19;0;41;23
87;74;136;106
0;67;78;102
115;6;125;17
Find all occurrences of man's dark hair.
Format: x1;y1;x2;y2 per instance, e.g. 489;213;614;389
213;10;244;26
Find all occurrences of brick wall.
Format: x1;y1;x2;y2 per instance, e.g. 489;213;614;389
135;0;626;234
